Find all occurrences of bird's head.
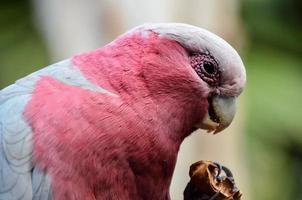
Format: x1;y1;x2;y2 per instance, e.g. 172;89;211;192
127;23;246;134
74;23;246;135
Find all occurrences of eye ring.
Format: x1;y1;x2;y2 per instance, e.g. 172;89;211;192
190;53;220;85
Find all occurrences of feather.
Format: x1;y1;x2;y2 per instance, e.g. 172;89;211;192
0;59;113;200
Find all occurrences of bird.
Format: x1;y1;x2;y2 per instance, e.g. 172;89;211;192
0;23;246;200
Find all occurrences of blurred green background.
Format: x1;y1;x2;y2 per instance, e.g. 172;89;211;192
243;0;302;199
0;0;49;87
1;0;302;199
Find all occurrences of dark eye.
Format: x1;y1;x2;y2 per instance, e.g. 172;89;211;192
190;53;220;86
203;61;215;75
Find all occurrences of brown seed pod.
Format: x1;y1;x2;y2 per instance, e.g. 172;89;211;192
184;160;242;200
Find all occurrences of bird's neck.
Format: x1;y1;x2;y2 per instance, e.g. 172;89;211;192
72;31;207;142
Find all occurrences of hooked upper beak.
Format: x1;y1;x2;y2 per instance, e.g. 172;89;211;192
196;96;236;134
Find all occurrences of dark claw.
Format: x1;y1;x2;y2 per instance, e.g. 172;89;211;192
213;162;222;181
221;165;234;178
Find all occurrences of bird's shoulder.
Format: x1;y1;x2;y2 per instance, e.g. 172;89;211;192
0;59;96;200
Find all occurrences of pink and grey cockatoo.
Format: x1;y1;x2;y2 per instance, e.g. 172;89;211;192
0;23;246;200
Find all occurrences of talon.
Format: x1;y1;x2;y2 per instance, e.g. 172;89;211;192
221;165;234;178
214;162;222;180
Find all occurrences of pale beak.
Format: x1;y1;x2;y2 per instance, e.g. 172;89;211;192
195;96;236;134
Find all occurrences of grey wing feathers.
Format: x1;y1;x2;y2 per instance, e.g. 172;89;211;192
32;168;52;200
0;59;113;199
0;78;52;199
